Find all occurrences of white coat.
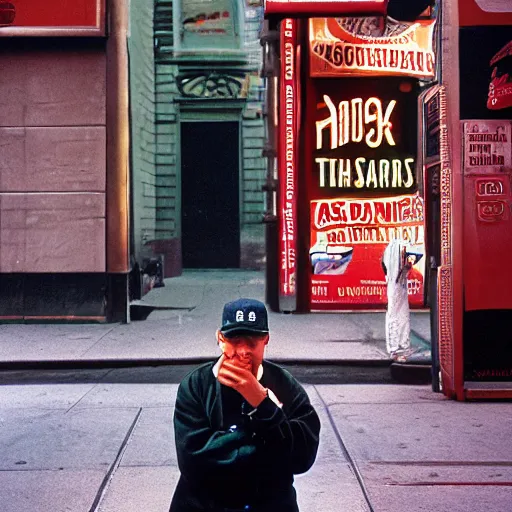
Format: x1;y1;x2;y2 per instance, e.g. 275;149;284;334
382;238;410;355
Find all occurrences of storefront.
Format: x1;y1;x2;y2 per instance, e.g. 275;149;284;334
263;0;439;312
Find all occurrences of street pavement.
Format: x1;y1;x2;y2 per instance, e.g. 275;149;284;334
1;270;511;511
0;270;431;367
1;372;511;512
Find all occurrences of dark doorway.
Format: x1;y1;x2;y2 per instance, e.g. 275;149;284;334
181;121;240;268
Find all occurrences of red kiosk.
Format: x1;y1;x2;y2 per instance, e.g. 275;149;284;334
263;0;512;400
431;0;512;400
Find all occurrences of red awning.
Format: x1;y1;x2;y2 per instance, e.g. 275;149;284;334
264;0;389;17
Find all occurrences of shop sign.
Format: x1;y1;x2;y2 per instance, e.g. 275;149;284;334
464;120;512;171
310;193;425;307
181;0;234;36
311;79;418;197
0;0;104;35
309;17;436;79
176;0;240;52
264;0;388;17
279;18;298;301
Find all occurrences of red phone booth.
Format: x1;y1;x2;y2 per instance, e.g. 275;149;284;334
432;0;512;400
263;0;438;314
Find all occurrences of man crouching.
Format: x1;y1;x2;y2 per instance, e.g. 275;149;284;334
169;298;320;512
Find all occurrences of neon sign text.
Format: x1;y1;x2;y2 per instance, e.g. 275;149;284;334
316;96;396;150
315;157;415;189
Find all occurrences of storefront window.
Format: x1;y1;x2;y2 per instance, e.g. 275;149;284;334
174;0;242;53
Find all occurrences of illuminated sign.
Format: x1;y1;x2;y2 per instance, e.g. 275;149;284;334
0;0;104;35
314;157;415;189
264;0;388;17
278;18;298;305
316;96;397;149
306;78;422;309
309;17;436;78
309;194;425;307
311;79;418;196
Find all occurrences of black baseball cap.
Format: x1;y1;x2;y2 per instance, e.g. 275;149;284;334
220;298;269;337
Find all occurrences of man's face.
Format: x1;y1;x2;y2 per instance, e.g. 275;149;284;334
217;331;269;375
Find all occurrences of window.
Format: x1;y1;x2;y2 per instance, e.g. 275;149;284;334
175;0;242;53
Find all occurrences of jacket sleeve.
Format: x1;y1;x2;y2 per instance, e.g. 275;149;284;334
248;375;320;475
173;371;257;482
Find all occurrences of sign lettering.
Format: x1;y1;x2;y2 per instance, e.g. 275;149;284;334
314;157;415;189
309;17;437;79
279;18;298;300
316;96;396;149
309;195;425;306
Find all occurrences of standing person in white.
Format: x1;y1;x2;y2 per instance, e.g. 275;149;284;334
382;239;421;359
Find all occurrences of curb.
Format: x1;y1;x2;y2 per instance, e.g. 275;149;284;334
0;357;432;386
0;357;391;371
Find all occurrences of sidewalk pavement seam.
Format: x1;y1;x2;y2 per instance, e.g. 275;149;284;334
89;408;143;512
65;381;104;414
79;326;118;358
313;385;375;512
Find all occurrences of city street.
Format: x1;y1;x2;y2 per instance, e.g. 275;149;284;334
2;0;512;510
1;271;511;511
1;367;511;512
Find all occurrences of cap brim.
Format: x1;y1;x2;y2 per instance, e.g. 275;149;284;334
220;326;269;337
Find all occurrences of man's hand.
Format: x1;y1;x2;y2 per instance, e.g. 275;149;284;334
217;356;267;408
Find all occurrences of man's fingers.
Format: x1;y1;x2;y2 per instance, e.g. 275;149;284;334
218;366;242;383
217;375;234;387
222;360;251;376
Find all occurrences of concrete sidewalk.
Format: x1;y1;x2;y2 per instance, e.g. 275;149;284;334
1;375;511;512
0;270;431;369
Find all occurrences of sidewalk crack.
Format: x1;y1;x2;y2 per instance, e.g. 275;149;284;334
88;408;143;512
79;326;117;358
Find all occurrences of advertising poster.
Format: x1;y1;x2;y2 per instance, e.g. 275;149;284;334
0;0;103;32
464;120;512;172
177;0;240;51
309;17;437;79
181;0;234;36
307;77;425;308
310;194;425;307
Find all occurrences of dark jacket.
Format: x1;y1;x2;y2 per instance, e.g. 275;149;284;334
169;360;321;512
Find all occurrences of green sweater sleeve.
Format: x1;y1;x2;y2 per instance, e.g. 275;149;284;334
173;370;257;482
248;372;321;475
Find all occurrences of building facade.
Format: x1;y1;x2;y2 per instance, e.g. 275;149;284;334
0;0;267;322
139;0;267;277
